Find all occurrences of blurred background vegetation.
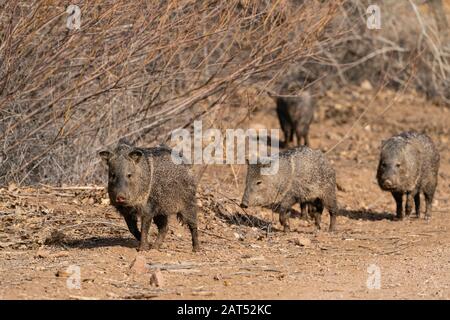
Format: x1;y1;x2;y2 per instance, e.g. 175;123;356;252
0;0;449;185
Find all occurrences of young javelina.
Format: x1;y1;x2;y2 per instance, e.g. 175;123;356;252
269;90;315;148
99;139;199;252
377;131;440;220
240;146;338;232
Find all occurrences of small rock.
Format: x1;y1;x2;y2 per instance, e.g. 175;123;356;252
55;269;69;277
277;273;286;280
233;232;244;241
294;237;311;247
82;197;95;205
150;269;164;287
213;274;222;281
8;182;17;192
52;251;69;258
360;79;373;91
130;255;148;274
334;103;344;110
35;248;50;259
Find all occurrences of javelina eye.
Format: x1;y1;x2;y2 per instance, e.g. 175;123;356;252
256;181;262;185
395;163;401;168
127;173;132;178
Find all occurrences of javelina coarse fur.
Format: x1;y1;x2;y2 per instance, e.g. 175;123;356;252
377;131;440;220
240;146;338;232
269;91;315;148
99;139;199;251
269;79;315;148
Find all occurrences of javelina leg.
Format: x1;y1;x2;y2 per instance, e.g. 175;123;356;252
424;191;435;220
392;192;403;220
405;192;414;218
295;129;303;146
188;222;200;252
278;208;291;232
328;207;337;232
138;214;152;251
288;128;295;147
307;203;317;220
314;201;324;230
414;193;421;218
300;202;308;220
304;134;310;147
152;215;168;250
122;212;141;241
178;211;200;252
277;109;291;148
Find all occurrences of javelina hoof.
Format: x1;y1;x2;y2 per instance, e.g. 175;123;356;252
150;242;163;250
137;243;151;252
192;245;200;252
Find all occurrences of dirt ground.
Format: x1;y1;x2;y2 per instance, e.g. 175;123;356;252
1;85;449;300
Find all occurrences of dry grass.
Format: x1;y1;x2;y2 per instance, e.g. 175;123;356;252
0;0;449;186
0;0;342;185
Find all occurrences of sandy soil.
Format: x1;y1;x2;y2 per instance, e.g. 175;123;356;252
0;85;449;299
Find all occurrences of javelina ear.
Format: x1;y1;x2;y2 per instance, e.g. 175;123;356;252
128;149;143;163
99;150;112;162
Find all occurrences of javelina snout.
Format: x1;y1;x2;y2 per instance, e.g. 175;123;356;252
377;159;403;191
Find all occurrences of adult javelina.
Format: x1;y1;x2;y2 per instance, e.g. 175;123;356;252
99;140;199;251
240;146;338;232
377;131;440;220
270;90;315;147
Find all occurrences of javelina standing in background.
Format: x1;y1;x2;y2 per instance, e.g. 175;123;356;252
99;139;199;251
377;131;440;220
270;91;315;148
240;146;338;232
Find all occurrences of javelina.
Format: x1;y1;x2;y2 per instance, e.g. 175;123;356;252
269;90;315;147
99;139;199;251
377;131;440;220
240;146;338;232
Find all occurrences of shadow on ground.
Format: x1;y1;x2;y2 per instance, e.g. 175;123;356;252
340;209;394;221
217;210;273;231
52;236;138;249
